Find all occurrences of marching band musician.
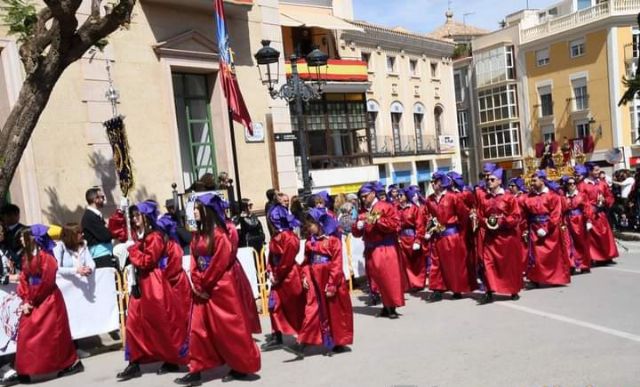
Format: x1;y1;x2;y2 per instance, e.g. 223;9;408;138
521;171;571;287
561;175;594;273
425;172;476;302
352;182;405;319
577;163;619;264
475;169;523;303
396;186;427;292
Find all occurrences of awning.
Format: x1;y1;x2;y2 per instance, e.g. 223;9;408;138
224;0;253;5
280;9;363;32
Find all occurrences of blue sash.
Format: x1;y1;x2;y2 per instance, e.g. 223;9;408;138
436;225;459;238
365;237;396;249
28;275;41;286
271;254;282;266
400;228;416;237
529;214;550;224
311;254;330;265
197;255;212;272
567;209;583;217
158;256;168;270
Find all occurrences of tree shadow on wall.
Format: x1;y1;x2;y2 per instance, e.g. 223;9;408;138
42;187;85;225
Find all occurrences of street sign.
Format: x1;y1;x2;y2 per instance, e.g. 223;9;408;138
274;132;298;142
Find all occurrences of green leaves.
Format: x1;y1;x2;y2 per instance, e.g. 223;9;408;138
618;75;640;107
0;0;37;42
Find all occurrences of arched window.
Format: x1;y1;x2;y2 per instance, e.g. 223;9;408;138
367;100;380;153
413;103;426;151
434;105;444;137
390;101;404;153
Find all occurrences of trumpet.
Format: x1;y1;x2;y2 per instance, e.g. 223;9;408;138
366;210;382;224
427;217;446;234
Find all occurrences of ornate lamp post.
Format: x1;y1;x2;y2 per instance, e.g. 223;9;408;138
254;40;328;195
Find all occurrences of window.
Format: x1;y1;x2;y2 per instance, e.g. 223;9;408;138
387;55;396;73
434;106;443;137
409;59;419;77
548;7;558;16
576;120;590;138
172;73;217;189
577;0;592;10
541;125;555;143
454;71;464;102
414;112;424;149
536;48;550;66
474;46;516;88
457;110;469;149
481;122;521;159
477;84;518;124
538;85;553;117
572;77;588;111
430;62;438;78
367;100;380;153
634;29;639;59
391;112;402;152
291;94;370;169
570;38;585;58
361;52;372;71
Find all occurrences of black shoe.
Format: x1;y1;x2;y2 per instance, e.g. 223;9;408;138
116;363;141;381
376;307;390;318
58;361;84;377
282;343;305;360
368;293;381;306
478;292;494;305
510;293;520;301
174;372;202;386
331;345;351;354
452;293;462;299
157;363;180;375
387;307;399;319
427;291;443;302
581;268;591;274
260;332;283;352
1;374;28;387
222;370;248;383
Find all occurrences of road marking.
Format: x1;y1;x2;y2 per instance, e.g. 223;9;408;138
497;303;640;343
599;267;640;275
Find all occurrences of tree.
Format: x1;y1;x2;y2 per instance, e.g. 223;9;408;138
0;0;136;200
619;13;640;143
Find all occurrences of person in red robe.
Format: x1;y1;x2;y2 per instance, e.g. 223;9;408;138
561;176;594;273
577;163;619;263
117;201;188;380
11;225;82;384
508;177;529;273
521;171;571;286
175;193;260;386
260;202;306;351
286;209;354;359
475;169;523;303
352;182;405;318
396;186;427;291
426;173;476;301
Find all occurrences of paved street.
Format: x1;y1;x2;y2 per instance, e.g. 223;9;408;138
34;241;640;387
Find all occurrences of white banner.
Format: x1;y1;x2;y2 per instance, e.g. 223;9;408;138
0;268;119;355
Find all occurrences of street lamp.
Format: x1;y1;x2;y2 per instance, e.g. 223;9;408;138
254;40;328;196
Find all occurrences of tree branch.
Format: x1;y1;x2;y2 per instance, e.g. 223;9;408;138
17;8;56;73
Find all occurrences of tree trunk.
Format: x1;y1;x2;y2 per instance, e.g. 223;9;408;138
0;67;63;200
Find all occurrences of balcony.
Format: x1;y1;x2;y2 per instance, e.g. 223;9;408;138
372;135;440;158
534;135;595;158
285;58;368;82
521;0;640;44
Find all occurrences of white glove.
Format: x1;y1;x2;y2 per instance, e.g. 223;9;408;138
356;220;365;230
586;222;593;231
424;232;432;241
536;228;547;238
412;242;421;251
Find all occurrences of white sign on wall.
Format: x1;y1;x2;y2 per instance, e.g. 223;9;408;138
245;122;265;143
439;135;457;152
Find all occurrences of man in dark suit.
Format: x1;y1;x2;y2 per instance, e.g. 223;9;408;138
0;204;26;270
81;188;117;269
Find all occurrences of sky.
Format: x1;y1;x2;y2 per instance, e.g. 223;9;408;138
352;0;560;34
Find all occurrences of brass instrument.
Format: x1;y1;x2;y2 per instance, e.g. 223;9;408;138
469;209;479;232
427;217;446;234
366;210;382;224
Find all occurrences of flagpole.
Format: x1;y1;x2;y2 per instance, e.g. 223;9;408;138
228;107;243;215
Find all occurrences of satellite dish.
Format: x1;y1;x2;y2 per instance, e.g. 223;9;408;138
604;148;623;165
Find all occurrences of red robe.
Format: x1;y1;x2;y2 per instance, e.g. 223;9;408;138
352;200;405;307
521;189;571;285
476;189;523;295
397;203;427;290
267;230;305;335
188;228;261;374
16;252;77;376
578;178;619;262
510;192;529;272
298;236;353;348
126;232;187;364
562;191;593;270
164;239;192;346
426;191;476;293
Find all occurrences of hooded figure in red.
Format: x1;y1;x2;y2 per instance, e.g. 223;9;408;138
352;182;405;319
396;186;427;291
426;172;477;301
260;200;306;351
117;201;189;381
521;171;571;286
175;193;260;386
577;163;619;263
286;208;354;360
475;168;523;303
14;225;82;383
561;174;594;272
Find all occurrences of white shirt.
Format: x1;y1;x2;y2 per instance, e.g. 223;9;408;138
53;241;96;276
615;177;635;199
